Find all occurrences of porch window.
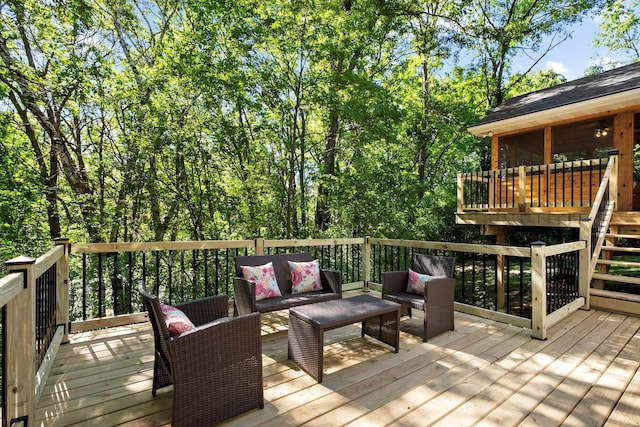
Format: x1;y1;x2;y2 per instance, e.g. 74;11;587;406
498;130;544;168
552;117;613;162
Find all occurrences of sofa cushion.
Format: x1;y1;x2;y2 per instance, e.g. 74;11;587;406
289;259;322;294
241;262;282;301
406;269;446;296
255;291;339;312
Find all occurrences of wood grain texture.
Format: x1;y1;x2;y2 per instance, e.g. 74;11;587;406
36;294;640;427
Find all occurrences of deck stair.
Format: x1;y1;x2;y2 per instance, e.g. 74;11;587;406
591;212;640;315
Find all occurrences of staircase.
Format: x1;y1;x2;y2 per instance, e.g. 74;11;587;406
591;212;640;315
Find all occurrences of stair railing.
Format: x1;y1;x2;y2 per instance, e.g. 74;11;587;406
579;151;618;308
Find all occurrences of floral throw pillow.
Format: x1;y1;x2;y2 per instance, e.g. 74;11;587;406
289;260;322;294
160;303;195;337
406;269;447;296
241;262;282;301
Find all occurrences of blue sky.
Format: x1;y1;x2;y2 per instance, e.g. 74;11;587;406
513;15;631;81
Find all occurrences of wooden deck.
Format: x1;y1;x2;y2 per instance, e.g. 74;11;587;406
37;294;640;426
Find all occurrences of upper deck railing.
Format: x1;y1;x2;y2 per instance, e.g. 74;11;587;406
457;155;615;212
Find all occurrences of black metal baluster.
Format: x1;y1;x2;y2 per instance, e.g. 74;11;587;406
168;251;173;304
519;258;524;317
98;253;103;317
128;251;133;312
113;252;119;315
82;253;87;320
154;251;160;296
204;249;209;297
215;249;220;296
506;258;511;315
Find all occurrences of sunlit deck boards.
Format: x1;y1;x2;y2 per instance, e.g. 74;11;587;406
37;299;640;426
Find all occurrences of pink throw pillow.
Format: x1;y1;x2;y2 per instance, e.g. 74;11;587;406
289;260;322;294
160;303;195;337
241;262;282;301
406;269;447;296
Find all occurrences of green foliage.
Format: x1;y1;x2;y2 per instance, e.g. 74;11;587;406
0;115;50;272
595;0;640;60
0;0;635;265
506;69;568;98
456;0;601;108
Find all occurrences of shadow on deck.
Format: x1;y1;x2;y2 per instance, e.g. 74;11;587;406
37;295;640;426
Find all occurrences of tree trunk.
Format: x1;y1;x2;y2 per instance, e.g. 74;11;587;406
8;93;62;239
417;60;430;200
315;108;339;230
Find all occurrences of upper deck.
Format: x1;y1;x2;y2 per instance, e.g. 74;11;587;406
455;155;623;230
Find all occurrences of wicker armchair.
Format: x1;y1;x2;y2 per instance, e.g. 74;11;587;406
381;254;456;341
138;282;263;426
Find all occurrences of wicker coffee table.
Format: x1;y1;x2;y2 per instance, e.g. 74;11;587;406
288;295;400;382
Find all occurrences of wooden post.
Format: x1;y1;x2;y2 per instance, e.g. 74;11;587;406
54;238;71;343
609;150;619;211
543;126;552;165
254;236;264;256
518;165;526;211
579;218;593;306
4;256;37;427
613;112;631;210
530;241;547;340
495;233;505;310
491;135;499;170
363;236;370;292
489;171;496;210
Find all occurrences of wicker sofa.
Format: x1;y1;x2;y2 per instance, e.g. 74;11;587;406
138;282;263;426
381;254;456;341
233;252;342;315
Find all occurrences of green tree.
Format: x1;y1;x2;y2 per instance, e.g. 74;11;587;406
594;0;640;60
0;0;105;242
312;0;405;232
457;0;601;110
0;111;50;272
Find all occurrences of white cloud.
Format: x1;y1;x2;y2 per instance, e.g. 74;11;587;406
592;57;621;70
545;60;569;76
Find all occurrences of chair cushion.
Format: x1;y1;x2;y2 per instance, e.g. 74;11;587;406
384;292;425;310
241;262;282;301
160;303;196;337
289;259;322;294
406;269;446;296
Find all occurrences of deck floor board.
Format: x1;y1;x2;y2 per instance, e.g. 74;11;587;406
36;297;640;426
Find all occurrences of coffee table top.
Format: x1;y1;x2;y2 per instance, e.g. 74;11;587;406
289;294;400;329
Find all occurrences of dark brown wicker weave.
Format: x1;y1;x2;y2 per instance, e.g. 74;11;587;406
381;254;456;342
288;295;400;382
138;282;263;426
233;252;342;315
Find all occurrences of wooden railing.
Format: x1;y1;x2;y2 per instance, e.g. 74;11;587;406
0;235;589;423
68;237;585;338
458;156;613;212
579;153;618;308
68;238;366;326
368;238;585;339
1;238;70;427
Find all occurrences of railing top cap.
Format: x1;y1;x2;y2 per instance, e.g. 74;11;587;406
5;255;36;266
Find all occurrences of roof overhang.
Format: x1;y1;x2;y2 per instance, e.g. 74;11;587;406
468;87;640;137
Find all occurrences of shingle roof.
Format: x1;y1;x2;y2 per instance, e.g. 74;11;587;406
471;61;640;128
